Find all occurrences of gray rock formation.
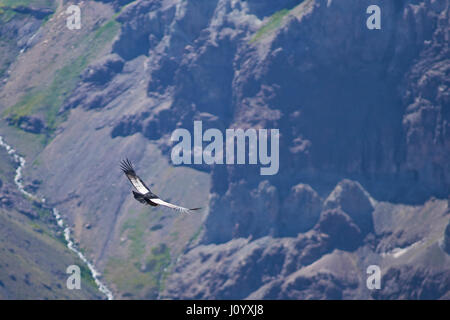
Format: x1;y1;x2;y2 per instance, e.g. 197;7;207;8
280;184;322;236
6;116;45;134
372;266;450;300
10;6;53;20
61;54;128;112
322;179;374;236
164;232;333;299
314;208;363;251
81;54;124;86
443;221;450;254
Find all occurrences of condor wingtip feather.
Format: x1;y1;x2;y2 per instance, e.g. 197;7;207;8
120;158;134;174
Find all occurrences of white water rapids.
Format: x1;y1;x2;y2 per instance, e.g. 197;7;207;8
0;135;113;300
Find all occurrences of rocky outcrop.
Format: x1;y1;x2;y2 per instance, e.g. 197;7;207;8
372;266;450;300
401;5;450;200
314;208;363;251
203;178;373;248
164;232;332;299
280;184;322;236
110;113;143;138
248;252;361;299
10;6;54;20
443;221;450;255
112;0;172;61
164;179;379;299
202;180;279;244
95;0;136;11
0;196;13;209
61;54;131;112
322;180;374;236
6;116;45;134
245;0;301;19
81;54;124;86
202;180;323;244
0;6;46;80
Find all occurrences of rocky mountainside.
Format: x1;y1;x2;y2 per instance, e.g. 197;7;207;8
0;0;448;299
0;142;102;299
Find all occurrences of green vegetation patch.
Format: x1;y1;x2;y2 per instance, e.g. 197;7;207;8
187;225;203;246
0;7;17;22
2;17;120;140
105;244;171;298
107;208;174;297
78;259;98;289
121;210;151;260
250;0;313;43
251;9;290;43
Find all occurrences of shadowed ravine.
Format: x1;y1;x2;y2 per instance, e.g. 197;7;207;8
0;136;113;300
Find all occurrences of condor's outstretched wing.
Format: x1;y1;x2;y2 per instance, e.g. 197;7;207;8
120;159;151;194
151;198;201;214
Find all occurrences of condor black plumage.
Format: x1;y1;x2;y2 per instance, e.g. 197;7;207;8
120;158;201;213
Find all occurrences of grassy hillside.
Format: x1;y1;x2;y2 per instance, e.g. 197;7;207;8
0;0;54;7
2;17;120;138
0;148;101;299
0;1;119;140
0;1;119;299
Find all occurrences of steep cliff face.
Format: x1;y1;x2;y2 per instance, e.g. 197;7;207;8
200;0;449;248
164;181;449;299
0;0;448;299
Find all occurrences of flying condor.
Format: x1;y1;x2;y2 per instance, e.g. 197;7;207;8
120;159;201;213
